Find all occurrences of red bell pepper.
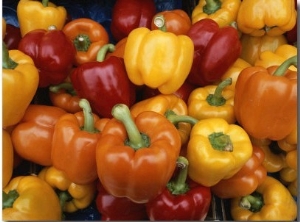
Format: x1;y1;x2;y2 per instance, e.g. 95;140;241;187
18;28;76;88
110;0;156;42
146;156;211;220
186;18;241;86
3;24;22;50
70;44;136;118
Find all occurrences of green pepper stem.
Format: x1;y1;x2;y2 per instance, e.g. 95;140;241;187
203;0;222;14
208;132;233;152
73;34;91;52
2;190;19;209
49;82;77;96
112;104;150;150
79;99;98;133
96;44;116;62
239;192;264;212
153;15;167;32
42;0;49;7
165;110;198;126
167;156;190;195
206;78;232;106
2;42;18;69
273;55;298;76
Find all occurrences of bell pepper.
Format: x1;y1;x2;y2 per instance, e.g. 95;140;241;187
3;129;14;188
187;117;253;187
187;78;236;124
62;18;109;66
279;166;297;186
110;0;156;42
277;120;297;153
234;56;297;141
38;166;97;213
240;33;288;65
2;18;6;39
2;175;62;220
96;104;181;203
71;44;136;118
191;0;241;27
124;27;194;94
17;0;67;37
11;104;67;166
146;156;211;220
211;145;267;199
96;182;148;220
3;23;22;50
230;176;297;221
186;18;241;86
51;99;109;185
130;94;192;145
236;0;297;37
18;28;76;88
49;82;82;114
151;9;192;35
105;37;127;59
2;43;39;128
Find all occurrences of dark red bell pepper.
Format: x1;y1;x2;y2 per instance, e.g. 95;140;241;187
18;28;76;88
96;182;148;221
146;156;211;220
3;24;22;50
186;18;241;86
110;0;156;42
285;0;297;46
70;44;136;118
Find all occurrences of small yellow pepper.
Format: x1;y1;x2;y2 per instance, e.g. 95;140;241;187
124;27;194;94
191;0;241;27
277;121;297;153
2;129;14;188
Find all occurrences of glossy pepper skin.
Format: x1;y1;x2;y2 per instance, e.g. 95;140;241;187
2;44;39;128
192;0;241;27
38;166;97;213
124;27;194;94
2;175;62;220
2;129;14;188
17;0;67;37
18;28;76;88
186;18;241;86
230;176;297;221
110;0;156;42
71;44;136;118
96;104;181;203
11;104;67;166
234;56;297;141
62;18;109;66
236;0;297;37
3;24;22;50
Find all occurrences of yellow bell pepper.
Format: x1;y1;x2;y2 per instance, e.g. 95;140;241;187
236;0;297;37
2;129;14;188
2;44;39;128
231;176;297;220
191;0;241;27
187;117;252;187
17;0;67;37
38;166;97;213
287;179;297;197
2;175;62;220
124;27;194;94
187;78;236;124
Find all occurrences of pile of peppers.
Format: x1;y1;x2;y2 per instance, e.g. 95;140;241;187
2;0;298;221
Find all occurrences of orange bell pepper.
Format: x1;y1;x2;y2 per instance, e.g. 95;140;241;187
105;37;127;59
3;129;14;188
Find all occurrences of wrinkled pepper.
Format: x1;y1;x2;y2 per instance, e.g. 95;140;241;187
11;104;67;166
96;104;181;203
17;0;67;37
2;42;39;128
234;56;297;140
38;166;97;213
124;27;194;94
3;129;14;188
230;176;297;221
191;0;241;27
236;0;297;37
62;18;109;66
51;99;109;185
2;175;62;220
187;117;253;187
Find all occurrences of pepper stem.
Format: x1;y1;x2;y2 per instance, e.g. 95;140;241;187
165;110;198;126
73;35;91;52
239;192;264;212
2;41;18;69
2;190;19;209
153;15;167;32
49;82;77;96
96;44;116;62
208;132;233;152
112;104;150;150
206;78;232;106
167;156;190;195
79;99;99;133
42;0;49;7
273;55;297;76
203;0;222;14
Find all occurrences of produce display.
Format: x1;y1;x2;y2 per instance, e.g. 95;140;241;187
2;0;298;221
